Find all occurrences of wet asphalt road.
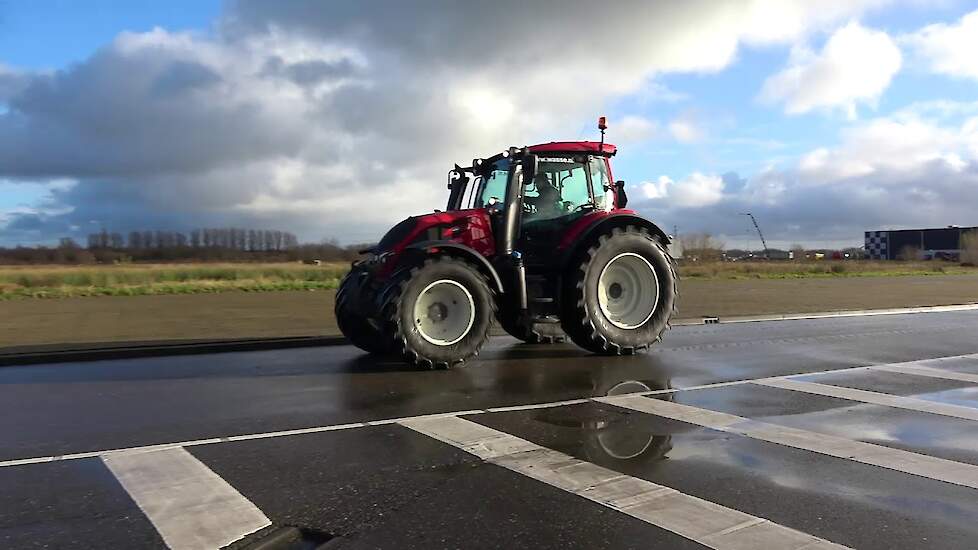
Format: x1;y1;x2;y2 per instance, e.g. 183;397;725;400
2;309;978;549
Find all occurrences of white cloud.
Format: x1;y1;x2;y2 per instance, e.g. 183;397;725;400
760;22;902;117
903;9;978;81
797;115;970;180
642;173;725;208
631;113;978;246
0;0;896;244
641;177;670;200
615;115;658;143
668;116;704;143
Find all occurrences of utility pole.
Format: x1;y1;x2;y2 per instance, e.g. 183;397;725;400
740;213;769;260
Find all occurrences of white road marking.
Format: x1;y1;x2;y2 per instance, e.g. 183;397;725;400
3;351;977;470
400;415;848;550
870;363;978;384
486;398;591;412
753;378;978;421
102;447;270;550
677;303;978;326
597;395;978;490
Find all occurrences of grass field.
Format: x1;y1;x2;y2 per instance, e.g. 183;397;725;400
4;274;978;349
0;263;349;299
680;260;973;279
0;260;975;300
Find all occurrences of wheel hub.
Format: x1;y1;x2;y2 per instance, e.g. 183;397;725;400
597;252;659;330
413;279;476;346
427;302;448;322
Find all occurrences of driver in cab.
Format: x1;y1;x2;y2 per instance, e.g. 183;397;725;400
527;172;562;219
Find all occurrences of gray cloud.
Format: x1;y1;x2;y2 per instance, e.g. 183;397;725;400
646;166;978;243
0;1;901;245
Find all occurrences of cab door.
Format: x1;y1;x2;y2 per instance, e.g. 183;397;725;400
519;155;597;267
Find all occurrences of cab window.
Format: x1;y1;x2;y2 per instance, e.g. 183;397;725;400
589;157;611;209
474;159;509;209
523;157;592;220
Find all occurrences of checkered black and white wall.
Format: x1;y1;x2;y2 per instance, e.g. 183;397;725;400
864;231;889;260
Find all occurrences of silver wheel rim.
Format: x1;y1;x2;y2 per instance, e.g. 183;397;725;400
413;279;476;346
597;252;659;330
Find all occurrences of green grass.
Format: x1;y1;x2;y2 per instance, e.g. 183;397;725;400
0;263;348;300
679;261;972;280
2;260;976;300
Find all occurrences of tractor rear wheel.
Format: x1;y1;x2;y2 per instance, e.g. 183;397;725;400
335;265;393;355
561;226;677;355
498;313;565;344
383;256;495;368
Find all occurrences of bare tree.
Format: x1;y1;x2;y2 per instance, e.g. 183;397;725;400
897;245;921;261
961;231;978;266
679;233;725;262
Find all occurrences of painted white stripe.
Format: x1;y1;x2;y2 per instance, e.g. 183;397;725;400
753;378;978;421
673;302;978;326
486;398;591;412
870;363;978;384
597;394;978;490
4;351;977;470
400;415;848;550
102;447;271;550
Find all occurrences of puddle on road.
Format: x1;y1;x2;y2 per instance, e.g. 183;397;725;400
476;398;978;532
671;383;978;465
912;386;978;408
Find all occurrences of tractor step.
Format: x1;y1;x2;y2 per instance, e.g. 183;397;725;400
531;297;554;303
533;316;561;324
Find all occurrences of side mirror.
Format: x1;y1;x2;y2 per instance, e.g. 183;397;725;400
615;180;628;208
521;154;538;182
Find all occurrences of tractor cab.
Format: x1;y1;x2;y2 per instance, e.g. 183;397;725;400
337;118;676;368
447;141;626;265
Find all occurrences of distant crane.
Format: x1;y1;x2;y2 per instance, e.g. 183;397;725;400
740;212;769;259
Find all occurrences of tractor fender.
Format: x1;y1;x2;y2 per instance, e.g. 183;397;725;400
401;241;505;294
558;213;671;270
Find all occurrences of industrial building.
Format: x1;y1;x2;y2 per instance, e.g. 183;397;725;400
865;226;978;260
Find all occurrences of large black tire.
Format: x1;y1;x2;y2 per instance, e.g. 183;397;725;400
561;226;678;355
498;313;566;344
382;256;495;369
335;265;393;355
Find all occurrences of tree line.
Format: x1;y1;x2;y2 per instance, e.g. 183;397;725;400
86;228;300;252
0;228;367;265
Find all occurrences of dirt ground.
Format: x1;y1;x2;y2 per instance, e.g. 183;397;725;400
3;273;978;349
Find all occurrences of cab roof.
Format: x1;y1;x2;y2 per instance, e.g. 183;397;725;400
528;141;617;156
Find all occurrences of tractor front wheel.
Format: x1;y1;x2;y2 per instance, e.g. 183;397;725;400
561;226;677;355
384;256;495;368
335;265;393;355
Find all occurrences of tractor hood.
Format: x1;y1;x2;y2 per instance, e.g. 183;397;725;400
373;209;495;257
373;208;491;253
375;216;420;253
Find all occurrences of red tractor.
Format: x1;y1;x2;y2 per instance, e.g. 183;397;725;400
336;119;677;368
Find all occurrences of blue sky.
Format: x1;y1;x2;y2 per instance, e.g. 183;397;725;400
609;2;977;186
0;0;222;69
2;1;978;249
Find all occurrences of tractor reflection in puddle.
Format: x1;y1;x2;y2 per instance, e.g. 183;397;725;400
530;367;674;467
